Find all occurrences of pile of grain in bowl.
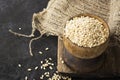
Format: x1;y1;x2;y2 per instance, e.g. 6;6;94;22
64;16;109;48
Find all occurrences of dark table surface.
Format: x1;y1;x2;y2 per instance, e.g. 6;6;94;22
0;0;119;80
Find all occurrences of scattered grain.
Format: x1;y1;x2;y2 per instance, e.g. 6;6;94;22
39;57;71;80
27;68;32;71
46;74;50;77
42;63;49;67
19;28;22;30
39;51;43;54
49;58;52;60
46;60;49;63
35;66;38;70
48;73;71;80
49;66;53;70
43;67;46;70
41;58;54;70
56;71;58;73
41;66;43;69
40;75;44;79
45;47;49;50
41;61;43;64
51;63;54;66
18;64;21;67
44;72;50;77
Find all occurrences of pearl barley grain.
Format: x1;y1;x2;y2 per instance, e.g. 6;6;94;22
18;64;21;67
19;28;21;30
27;68;32;71
64;16;109;48
39;51;43;54
45;47;49;51
35;66;38;70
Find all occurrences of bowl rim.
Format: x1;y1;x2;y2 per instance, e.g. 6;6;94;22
64;13;110;48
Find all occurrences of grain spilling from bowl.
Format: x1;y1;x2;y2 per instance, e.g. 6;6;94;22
64;16;109;48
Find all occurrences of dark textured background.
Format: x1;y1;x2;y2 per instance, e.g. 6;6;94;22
0;0;118;80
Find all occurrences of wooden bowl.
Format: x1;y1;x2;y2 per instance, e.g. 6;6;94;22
63;14;110;59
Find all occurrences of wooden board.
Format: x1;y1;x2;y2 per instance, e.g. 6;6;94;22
57;37;120;77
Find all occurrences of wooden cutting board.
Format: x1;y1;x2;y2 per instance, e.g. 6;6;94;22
57;37;120;77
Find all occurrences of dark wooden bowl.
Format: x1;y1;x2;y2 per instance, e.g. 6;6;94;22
63;14;110;59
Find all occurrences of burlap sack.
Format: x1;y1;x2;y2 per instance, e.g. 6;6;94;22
32;0;120;38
